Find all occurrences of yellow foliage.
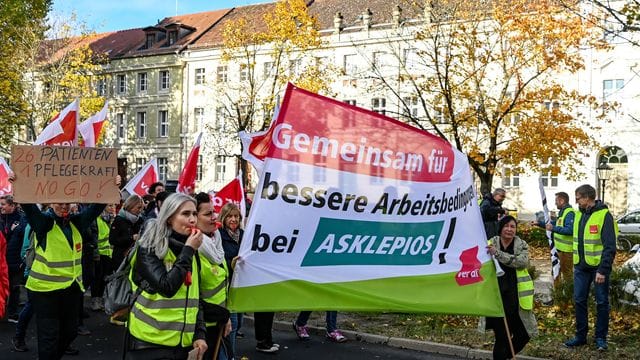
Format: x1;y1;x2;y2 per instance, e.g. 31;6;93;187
392;0;613;192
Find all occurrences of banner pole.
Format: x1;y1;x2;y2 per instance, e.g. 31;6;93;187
503;317;516;359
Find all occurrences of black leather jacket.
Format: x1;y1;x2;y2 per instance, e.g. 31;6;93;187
129;232;206;349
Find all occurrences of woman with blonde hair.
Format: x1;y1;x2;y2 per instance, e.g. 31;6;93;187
125;193;207;359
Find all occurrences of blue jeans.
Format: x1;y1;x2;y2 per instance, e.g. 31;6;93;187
229;313;243;356
296;311;338;333
15;297;34;340
573;267;610;340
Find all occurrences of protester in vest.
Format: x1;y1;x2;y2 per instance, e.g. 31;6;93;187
90;203;116;311
194;192;232;360
126;193;207;360
11;172;119;360
109;194;144;268
0;194;27;322
564;184;617;351
531;191;575;286
480;188;507;239
486;215;537;359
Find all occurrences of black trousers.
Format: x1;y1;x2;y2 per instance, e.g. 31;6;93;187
125;346;189;360
6;269;23;317
489;315;530;360
91;255;113;298
204;323;231;360
30;282;82;360
254;312;275;345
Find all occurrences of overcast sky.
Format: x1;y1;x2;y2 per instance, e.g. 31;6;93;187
51;0;266;33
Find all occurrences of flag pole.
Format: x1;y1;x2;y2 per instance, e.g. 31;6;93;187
538;177;560;280
503;317;517;359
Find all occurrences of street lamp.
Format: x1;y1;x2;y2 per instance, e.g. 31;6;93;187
596;162;613;203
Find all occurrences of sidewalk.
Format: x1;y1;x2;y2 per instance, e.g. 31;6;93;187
245;316;548;360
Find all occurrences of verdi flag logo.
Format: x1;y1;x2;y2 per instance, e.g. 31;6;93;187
230;84;503;317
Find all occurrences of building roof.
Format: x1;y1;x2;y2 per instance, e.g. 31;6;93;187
309;0;424;31
120;8;232;58
190;2;276;49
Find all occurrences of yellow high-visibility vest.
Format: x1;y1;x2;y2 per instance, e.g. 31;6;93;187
26;223;83;292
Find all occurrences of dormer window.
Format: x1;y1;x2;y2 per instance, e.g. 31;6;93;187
145;33;155;49
168;31;177;46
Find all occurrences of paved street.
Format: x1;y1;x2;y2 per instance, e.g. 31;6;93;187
0;298;461;360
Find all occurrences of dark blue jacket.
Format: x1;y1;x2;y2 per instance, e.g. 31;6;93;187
0;211;27;272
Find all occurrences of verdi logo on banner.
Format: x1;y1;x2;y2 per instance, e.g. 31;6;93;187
301;218;443;266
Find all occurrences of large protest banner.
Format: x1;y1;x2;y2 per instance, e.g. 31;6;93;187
229;84;503;316
11;145;120;204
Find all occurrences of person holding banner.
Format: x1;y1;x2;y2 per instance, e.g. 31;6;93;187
486;216;537;359
194;192;232;360
126;193;208;359
9;174;120;359
564;184;617;351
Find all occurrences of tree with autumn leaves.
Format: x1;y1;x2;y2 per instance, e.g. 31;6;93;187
0;0;50;152
360;0;615;194
21;15;106;148
214;0;335;188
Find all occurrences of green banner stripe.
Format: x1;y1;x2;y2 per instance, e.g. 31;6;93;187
228;262;504;317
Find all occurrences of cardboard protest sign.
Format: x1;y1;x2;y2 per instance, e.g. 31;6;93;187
228;84;503;317
11;145;120;204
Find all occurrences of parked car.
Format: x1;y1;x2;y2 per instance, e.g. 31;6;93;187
617;210;640;251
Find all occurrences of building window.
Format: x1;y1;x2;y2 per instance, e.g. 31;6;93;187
167;31;177;46
502;167;520;188
195;68;205;85
289;59;302;75
197;155;203;181
26;127;36;142
370;166;384;184
371;98;386;115
343;99;356;106
215;156;226;182
540;170;558;187
543;100;560;111
263;62;274;79
96;79;106;96
158;110;169;138
403;48;419;71
239;64;249;82
159;70;170;91
403;96;419;118
313;166;326;183
117;74;126;94
215;107;226;131
216;66;228;83
116;113;125;139
194;108;205;131
145;33;155;49
136;158;145;172
603;79;624;100
343;54;360;76
137;73;148;93
158;157;168;182
136;111;147;138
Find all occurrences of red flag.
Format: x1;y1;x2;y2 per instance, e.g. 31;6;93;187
35;99;79;146
177;133;202;194
123;159;158;196
212;171;245;217
78;101;108;147
0;158;13;196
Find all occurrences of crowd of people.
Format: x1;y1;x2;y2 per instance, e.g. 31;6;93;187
479;185;617;359
0;175;620;359
1;178;349;360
